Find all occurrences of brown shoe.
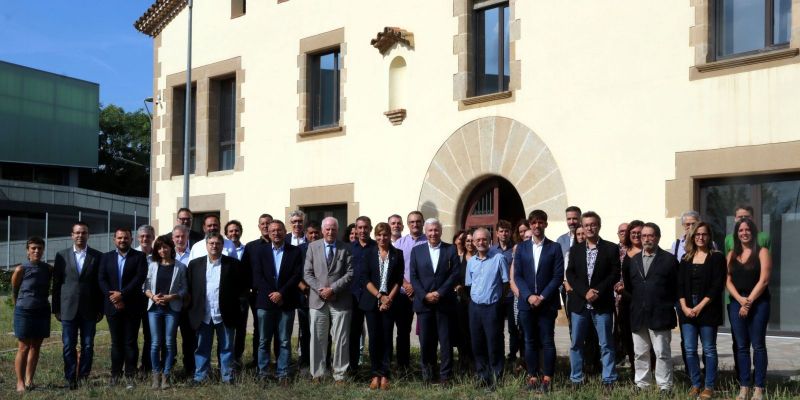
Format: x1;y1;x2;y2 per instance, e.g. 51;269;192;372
369;377;379;390
334;379;347;387
751;387;765;400
688;387;702;397
700;388;714;399
380;377;390;390
310;377;322;384
160;374;170;390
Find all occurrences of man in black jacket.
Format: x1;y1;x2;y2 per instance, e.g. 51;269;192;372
253;220;303;383
97;228;148;386
565;211;619;389
52;222;104;389
187;232;246;385
621;222;678;394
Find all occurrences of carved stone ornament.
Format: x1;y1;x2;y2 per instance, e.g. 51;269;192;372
371;27;414;55
384;109;407;125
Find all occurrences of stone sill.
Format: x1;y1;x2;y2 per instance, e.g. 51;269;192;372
695;48;799;73
461;90;512;106
208;169;235;177
297;125;345;141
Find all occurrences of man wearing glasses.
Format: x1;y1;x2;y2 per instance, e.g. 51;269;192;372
159;208;204;248
286;210;307;246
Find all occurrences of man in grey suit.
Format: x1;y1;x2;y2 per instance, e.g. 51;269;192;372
303;216;353;384
52;221;103;389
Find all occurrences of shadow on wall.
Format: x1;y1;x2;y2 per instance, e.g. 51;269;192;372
420;201;439;221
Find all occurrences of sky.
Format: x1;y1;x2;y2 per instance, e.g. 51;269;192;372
0;1;155;112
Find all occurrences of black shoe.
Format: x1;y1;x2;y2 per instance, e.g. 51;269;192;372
570;381;583;391
109;376;120;386
659;388;672;398
67;380;78;390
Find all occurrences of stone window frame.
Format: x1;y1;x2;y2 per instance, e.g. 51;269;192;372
297;28;347;141
164;57;245;178
690;0;800;80
231;0;246;18
665;140;800;234
284;183;359;223
453;0;520;110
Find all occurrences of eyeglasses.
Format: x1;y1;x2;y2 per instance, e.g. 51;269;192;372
629;232;641;237
694;233;710;238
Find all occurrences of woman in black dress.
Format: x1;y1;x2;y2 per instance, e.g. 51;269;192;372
11;236;52;393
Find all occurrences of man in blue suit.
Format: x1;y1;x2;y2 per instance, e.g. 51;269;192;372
514;210;564;392
97;228;148;386
410;218;460;385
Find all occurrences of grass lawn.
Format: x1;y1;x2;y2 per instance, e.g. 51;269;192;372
1;300;798;399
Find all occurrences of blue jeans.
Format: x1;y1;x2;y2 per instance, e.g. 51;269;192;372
729;298;770;388
194;321;236;383
519;306;557;377
570;308;617;384
61;315;97;382
148;306;179;375
257;308;295;378
681;323;718;389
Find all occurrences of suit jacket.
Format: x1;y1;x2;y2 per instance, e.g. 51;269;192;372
358;246;404;312
186;255;246;330
622;247;679;331
52;246;103;321
253;243;303;310
303;239;353;310
241;237;270;291
513;238;564;311
565;238;620;314
677;251;726;326
143;261;188;312
556;232;572;258
97;248;148;316
409;241;460;313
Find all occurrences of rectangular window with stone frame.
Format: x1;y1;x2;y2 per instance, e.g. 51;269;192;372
308;49;340;130
712;0;792;60
171;84;197;176
209;76;236;171
474;0;510;96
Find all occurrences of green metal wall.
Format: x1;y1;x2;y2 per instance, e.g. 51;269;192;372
0;61;99;168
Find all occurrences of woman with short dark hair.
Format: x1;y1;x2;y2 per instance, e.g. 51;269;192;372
727;218;771;400
144;237;188;389
11;237;52;393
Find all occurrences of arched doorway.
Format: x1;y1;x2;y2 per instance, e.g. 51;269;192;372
461;176;525;241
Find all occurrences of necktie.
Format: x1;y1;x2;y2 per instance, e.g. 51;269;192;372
326;244;334;265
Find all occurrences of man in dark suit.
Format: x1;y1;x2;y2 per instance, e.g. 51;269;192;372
410;217;460;384
253;220;303;384
303;216;353;384
237;213;273;368
98;228;148;386
348;216;375;373
157;207;204;248
565;211;620;390
514;210;564;392
52;221;104;389
621;222;678;394
187;232;246;384
285;210;307;246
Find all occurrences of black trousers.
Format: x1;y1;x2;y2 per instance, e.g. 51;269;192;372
140;309;152;372
348;294;366;370
365;308;395;378
297;305;311;368
469;302;503;383
392;293;413;368
234;292;260;364
178;308;196;374
418;308;453;381
454;297;474;369
107;311;141;378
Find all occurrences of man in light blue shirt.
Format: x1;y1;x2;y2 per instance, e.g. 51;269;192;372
466;227;508;391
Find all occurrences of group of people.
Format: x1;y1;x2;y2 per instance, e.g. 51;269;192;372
10;205;772;399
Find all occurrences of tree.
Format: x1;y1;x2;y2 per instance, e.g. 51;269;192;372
80;104;150;197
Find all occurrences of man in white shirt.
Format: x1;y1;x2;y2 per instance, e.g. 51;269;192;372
224;220;245;261
189;214;236;261
286;210;307;246
186;233;246;385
